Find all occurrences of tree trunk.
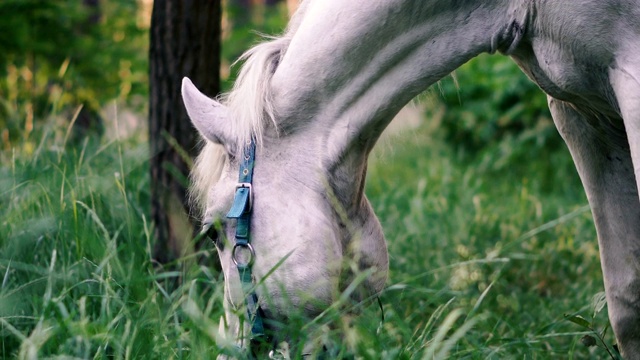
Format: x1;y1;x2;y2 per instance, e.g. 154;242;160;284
149;0;221;266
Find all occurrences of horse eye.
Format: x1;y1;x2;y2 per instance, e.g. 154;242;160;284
206;225;219;244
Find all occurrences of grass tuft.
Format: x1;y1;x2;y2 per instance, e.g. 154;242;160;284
0;107;613;358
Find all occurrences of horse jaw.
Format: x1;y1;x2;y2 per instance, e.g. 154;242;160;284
181;77;236;153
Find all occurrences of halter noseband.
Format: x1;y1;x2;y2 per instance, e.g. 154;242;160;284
224;137;268;349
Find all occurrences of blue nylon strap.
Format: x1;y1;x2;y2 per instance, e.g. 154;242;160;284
235;217;250;243
239;266;265;337
239;139;256;184
227;187;251;219
225;138;267;344
227;139;255;219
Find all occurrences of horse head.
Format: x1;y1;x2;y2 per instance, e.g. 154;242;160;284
182;74;388;354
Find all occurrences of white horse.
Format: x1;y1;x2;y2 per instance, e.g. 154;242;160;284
183;0;640;357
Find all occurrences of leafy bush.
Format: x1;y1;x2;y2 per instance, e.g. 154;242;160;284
430;54;561;162
0;0;148;147
221;2;289;91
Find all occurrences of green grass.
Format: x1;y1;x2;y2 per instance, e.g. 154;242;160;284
367;125;616;359
0;109;619;359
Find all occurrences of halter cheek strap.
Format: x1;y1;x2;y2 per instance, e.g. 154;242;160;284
225;138;267;346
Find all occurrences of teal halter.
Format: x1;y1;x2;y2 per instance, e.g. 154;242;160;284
225;137;268;350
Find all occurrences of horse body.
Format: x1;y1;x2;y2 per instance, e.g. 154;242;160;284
513;5;640;356
183;0;640;357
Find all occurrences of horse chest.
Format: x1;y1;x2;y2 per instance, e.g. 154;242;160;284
511;41;617;116
511;41;626;143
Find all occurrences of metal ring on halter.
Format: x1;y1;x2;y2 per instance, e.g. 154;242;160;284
232;242;256;267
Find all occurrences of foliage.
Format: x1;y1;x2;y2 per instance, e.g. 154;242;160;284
0;0;148;147
367;126;616;358
0;109;616;358
430;54;559;162
221;2;290;91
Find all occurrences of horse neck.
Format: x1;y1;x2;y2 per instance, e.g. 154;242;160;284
270;0;530;207
271;0;529;125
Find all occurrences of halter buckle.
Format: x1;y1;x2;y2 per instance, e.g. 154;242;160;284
236;182;252;210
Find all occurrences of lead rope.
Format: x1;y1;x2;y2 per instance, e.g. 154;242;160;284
225;137;268;355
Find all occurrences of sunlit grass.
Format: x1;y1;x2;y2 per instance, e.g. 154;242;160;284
368;125;615;358
0;108;618;359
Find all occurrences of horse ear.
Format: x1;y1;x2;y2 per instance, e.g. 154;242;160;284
182;77;234;150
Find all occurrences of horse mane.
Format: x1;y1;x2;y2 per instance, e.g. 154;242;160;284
189;37;288;211
190;3;310;212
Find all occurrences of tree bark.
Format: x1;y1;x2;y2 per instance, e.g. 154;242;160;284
149;0;221;265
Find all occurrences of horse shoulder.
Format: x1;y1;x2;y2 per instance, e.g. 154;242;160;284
511;0;640;111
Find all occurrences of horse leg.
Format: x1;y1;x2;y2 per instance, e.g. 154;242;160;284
610;62;640;358
548;97;640;358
